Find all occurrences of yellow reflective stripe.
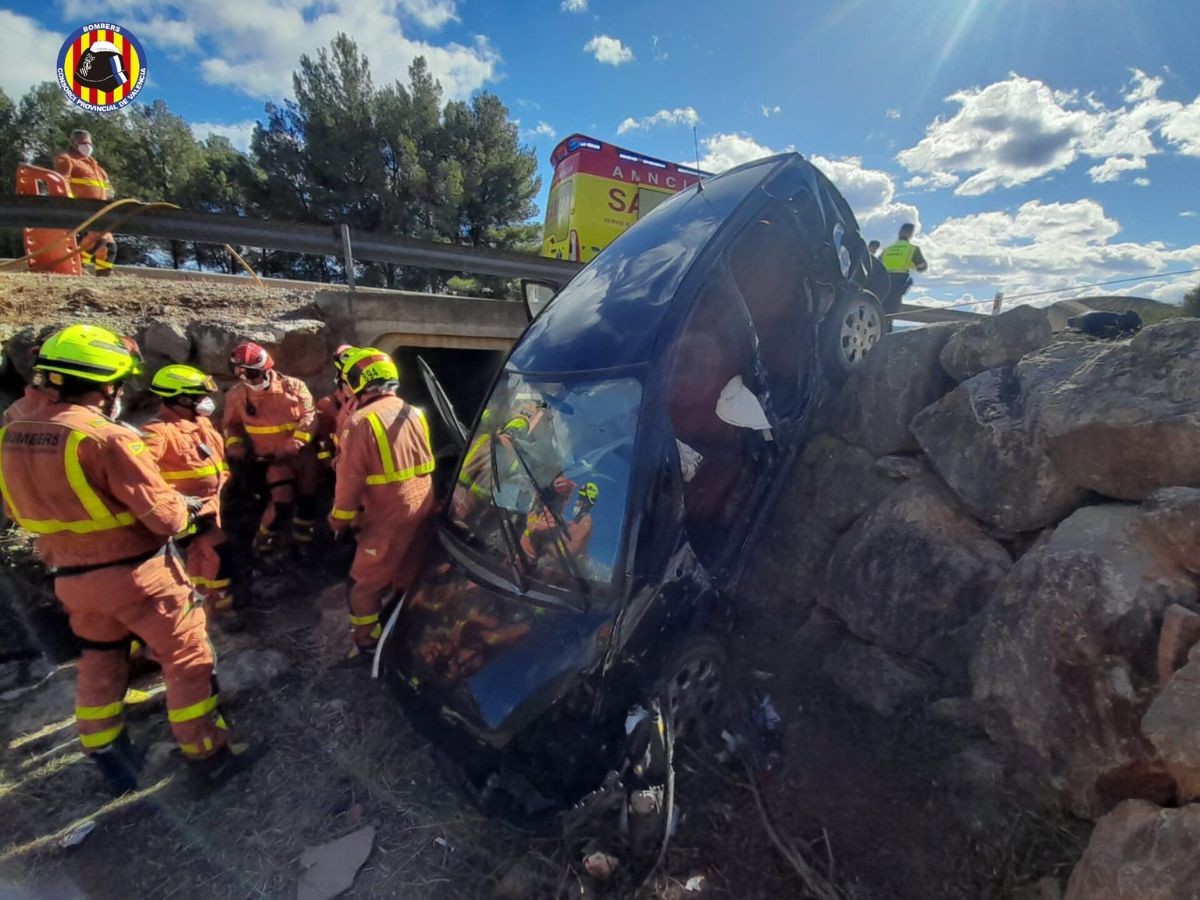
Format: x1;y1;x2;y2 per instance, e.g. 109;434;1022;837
179;741;201;755
76;701;124;721
294;430;314;443
370;624;382;640
349;612;379;626
167;694;218;723
364;460;435;485
317;451;332;460
362;408;433;485
94;259;114;271
80;724;124;748
331;507;356;520
225;435;243;447
69;177;109;189
366;413;393;479
0;428;138;534
244;422;297;434
207;578;231;589
161;463;220;481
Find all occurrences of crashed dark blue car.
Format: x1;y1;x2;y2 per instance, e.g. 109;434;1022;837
376;153;890;818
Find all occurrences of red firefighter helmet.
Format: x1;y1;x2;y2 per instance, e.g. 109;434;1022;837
229;341;274;373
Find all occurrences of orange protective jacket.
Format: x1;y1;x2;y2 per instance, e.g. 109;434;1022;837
0;404;188;569
53;151;113;201
314;391;356;465
330;395;434;528
221;372;316;458
2;385;56;425
143;407;228;520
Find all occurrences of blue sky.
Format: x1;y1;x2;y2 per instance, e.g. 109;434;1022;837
3;0;1198;308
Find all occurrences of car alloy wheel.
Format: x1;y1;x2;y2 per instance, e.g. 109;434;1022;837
659;638;727;744
839;296;883;366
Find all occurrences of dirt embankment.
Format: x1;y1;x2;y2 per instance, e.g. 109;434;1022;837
0;271;321;332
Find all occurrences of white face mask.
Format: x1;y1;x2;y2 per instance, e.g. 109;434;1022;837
195;397;216;416
77;144;94;158
246;378;269;391
108;395;125;421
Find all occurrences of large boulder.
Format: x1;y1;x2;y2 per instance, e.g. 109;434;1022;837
188;322;280;375
972;504;1198;818
823;474;1011;683
1138;487;1200;577
821;637;934;716
276;319;331;376
1028;319;1200;500
1141;641;1200;800
1064;800;1200;900
939;305;1053;382
747;433;898;589
831;322;962;456
140;320;191;363
912;366;1088;533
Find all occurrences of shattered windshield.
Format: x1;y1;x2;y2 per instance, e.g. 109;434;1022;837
448;372;642;595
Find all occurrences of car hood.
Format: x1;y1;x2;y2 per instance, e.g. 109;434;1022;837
379;546;616;747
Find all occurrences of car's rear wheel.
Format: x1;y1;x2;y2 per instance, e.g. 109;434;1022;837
820;290;885;383
655;636;728;749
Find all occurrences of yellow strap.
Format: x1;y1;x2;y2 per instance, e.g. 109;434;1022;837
76;701;124;721
331;507;356;520
244;422;297;434
94;259;114;271
349;612;380;626
167;693;219;723
80;723;124;748
69;177;110;189
225;435;243;447
294;430;314;443
161;463;220;481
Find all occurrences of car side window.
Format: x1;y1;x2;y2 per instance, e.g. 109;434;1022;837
726;203;813;416
666;269;760;568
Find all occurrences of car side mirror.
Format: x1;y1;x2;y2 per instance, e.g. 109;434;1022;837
715;376;774;441
522;280;559;321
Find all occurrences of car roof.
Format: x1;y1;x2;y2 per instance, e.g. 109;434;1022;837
508;154;797;375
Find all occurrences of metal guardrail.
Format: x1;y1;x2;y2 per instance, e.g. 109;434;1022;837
0;196;583;285
0;196;979;323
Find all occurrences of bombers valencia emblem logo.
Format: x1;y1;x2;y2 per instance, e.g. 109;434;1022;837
57;23;147;112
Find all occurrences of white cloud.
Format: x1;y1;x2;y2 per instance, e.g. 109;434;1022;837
562;0;587;11
919;198;1200;305
584;35;634;66
1182;211;1199;218
650;35;668;62
55;0;496;102
897;70;1189;194
697;132;779;172
0;11;63;101
1087;156;1147;183
617;106;699;135
761;104;782;118
904;172;960;191
521;121;556;140
1133;177;1150;186
192;120;258;152
886;108;901;120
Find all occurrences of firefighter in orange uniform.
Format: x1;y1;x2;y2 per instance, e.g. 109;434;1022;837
222;342;320;553
143;365;238;625
53;129;116;276
328;348;435;661
0;325;256;793
313;344;358;469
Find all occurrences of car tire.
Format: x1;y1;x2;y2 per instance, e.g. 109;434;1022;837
820;289;885;384
654;635;729;750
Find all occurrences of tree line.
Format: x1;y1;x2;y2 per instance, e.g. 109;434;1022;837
0;35;542;294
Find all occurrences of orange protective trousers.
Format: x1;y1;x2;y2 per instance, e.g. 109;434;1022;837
57;552;228;759
348;479;434;648
260;449;320;535
187;526;232;613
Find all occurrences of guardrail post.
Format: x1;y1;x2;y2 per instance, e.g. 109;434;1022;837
340;223;356;291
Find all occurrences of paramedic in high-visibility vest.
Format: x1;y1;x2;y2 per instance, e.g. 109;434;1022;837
53;129;117;276
879;223;929;317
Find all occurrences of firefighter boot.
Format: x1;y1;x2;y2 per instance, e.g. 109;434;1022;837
92;730;145;796
252;525;281;556
187;741;265;792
